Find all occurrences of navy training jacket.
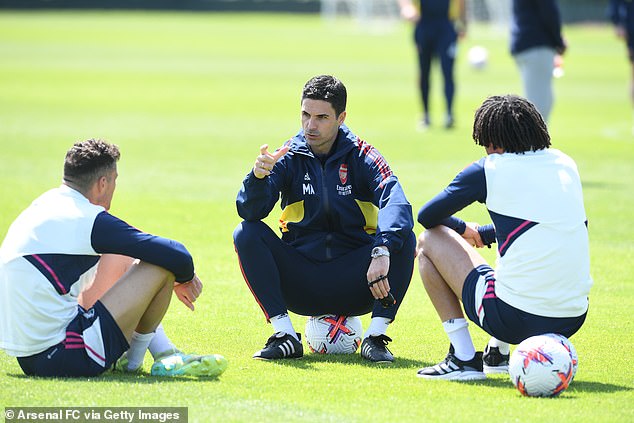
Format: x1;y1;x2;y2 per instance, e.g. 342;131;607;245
236;125;414;263
510;0;565;55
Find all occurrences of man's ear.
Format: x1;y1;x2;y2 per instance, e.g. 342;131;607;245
96;175;108;193
338;111;347;125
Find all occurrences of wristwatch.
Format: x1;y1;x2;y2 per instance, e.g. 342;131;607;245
371;246;390;259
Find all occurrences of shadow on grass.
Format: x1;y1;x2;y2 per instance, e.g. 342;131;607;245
5;372;223;384
452;375;632;395
566;380;633;394
258;353;426;370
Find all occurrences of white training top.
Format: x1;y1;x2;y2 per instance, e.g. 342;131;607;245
0;184;195;357
0;185;102;356
418;148;592;318
485;150;592;317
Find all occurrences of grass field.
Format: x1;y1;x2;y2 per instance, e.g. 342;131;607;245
0;10;633;423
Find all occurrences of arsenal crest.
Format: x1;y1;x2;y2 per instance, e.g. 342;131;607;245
339;164;348;185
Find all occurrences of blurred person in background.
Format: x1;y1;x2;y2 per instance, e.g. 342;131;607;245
399;0;467;130
510;0;566;123
609;0;634;133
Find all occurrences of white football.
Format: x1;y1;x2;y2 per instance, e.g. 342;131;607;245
305;315;363;354
509;334;574;397
467;45;488;70
544;333;578;380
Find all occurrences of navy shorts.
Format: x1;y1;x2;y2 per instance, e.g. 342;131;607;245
17;301;129;377
462;264;587;344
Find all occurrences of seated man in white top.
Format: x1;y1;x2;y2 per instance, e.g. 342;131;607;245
0;139;227;377
415;95;592;380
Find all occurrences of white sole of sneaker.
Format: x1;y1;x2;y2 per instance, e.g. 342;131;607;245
252;356;302;361
483;365;509;374
416;371;487;381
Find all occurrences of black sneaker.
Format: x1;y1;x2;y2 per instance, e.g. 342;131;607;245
482;345;510;374
417;345;486;380
360;335;394;363
253;332;303;360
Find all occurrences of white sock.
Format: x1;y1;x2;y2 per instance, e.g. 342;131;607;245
487;337;510;355
442;318;476;361
148;324;178;359
270;313;299;341
363;317;391;338
126;331;154;370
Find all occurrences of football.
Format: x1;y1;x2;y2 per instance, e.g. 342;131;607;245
509;334;574;397
467;45;488;70
305;315;363;354
544;333;579;380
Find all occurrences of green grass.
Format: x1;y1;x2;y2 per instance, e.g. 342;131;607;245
1;10;633;423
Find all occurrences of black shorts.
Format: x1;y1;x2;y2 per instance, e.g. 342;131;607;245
462;264;587;344
17;301;129;377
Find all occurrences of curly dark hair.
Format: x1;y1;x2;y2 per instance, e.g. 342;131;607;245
63;139;120;192
301;75;347;117
472;95;551;154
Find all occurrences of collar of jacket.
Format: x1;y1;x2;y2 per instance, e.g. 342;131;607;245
286;124;358;162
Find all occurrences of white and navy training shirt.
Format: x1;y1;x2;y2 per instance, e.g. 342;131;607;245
418;149;592;318
0;184;194;357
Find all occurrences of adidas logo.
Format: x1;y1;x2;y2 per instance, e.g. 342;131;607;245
362;342;373;357
304;173;311;181
278;339;297;356
432;360;461;374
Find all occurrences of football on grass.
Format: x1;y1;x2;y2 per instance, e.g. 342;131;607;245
544;333;579;380
509;334;574;397
305;315;363;354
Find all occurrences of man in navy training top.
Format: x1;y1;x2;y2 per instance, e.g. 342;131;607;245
415;95;592;380
609;0;634;133
0;139;227;377
399;0;467;129
233;75;416;363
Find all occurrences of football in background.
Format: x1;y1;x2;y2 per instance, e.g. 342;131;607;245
305;315;363;354
467;45;489;70
509;334;574;397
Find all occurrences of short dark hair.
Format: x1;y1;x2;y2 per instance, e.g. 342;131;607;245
63;139;120;192
301;75;347;117
472;94;551;153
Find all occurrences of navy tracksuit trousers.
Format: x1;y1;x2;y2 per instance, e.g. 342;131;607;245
233;221;415;321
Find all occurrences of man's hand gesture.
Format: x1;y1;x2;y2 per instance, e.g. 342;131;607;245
253;144;290;179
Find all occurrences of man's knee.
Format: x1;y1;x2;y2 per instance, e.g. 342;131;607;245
417;246;433;276
233;221;267;249
417;226;456;264
129;261;174;286
418;226;443;252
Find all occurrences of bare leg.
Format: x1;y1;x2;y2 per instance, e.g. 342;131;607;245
417;226;488;317
418;253;464;321
417;226;490;362
99;261;175;341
